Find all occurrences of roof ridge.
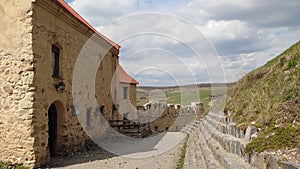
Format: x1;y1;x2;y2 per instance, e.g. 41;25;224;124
55;0;120;50
119;66;139;85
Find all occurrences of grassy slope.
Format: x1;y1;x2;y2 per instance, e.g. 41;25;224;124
225;41;300;153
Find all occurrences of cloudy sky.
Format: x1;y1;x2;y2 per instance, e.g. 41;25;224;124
67;0;300;86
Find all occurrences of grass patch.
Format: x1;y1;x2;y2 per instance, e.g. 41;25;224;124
245;124;300;153
176;134;189;169
288;59;296;69
0;162;27;169
226;40;300;154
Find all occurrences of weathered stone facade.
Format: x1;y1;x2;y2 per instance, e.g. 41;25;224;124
116;66;139;120
0;0;120;168
119;83;137;107
0;0;35;167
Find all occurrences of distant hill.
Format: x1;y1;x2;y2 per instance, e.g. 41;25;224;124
225;41;300;155
138;83;234;90
137;83;231;112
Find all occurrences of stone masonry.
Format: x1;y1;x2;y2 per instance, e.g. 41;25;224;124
137;102;204;132
0;0;36;167
182;111;300;169
0;0;121;168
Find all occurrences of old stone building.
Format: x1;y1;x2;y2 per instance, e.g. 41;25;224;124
0;0;121;167
115;66;139;120
118;66;139;107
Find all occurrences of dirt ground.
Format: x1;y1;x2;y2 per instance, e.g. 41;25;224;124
44;136;184;169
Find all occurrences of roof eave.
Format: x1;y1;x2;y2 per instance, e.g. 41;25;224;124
54;0;120;50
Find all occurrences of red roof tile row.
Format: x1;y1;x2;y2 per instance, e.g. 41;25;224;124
54;0;120;50
119;66;139;85
53;1;138;85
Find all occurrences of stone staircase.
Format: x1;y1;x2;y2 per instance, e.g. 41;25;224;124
183;120;223;169
182;112;253;169
182;112;300;169
182;111;300;169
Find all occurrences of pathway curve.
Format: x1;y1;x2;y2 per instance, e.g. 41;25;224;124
48;132;186;169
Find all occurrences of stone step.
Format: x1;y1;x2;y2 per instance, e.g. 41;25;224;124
188;138;197;169
205;115;245;139
192;134;206;169
204;115;232;137
184;128;207;169
206;112;225;123
181;125;194;134
183;121;201;169
201;118;248;157
204;113;300;169
206;112;246;139
181;127;192;134
206;111;236;125
181;120;201;134
199;121;256;169
195;129;224;169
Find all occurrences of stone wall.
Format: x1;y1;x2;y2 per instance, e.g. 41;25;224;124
31;0;119;167
0;0;36;167
129;84;137;107
1;0;120;168
118;83;135;105
116;83;138;120
137;103;204;132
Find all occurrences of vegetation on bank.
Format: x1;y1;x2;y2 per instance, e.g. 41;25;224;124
245;124;300;153
0;162;27;169
226;40;300;153
176;134;189;169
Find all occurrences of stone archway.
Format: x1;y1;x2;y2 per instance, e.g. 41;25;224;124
48;103;57;157
48;100;64;157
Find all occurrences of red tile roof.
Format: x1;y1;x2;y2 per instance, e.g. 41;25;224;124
54;0;120;50
119;66;139;85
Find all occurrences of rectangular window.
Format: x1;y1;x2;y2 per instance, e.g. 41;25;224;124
71;105;76;116
86;107;91;127
114;89;117;102
123;87;128;99
52;45;60;78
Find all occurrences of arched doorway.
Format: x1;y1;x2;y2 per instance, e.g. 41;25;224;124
48;103;57;157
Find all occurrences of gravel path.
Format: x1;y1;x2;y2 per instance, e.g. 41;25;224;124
47;132;185;169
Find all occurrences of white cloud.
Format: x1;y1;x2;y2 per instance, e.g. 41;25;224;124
185;0;300;27
197;20;266;55
69;0;300;85
69;0;136;26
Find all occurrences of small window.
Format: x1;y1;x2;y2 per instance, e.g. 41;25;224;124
71;105;76;116
114;89;117;102
123;87;128;99
52;45;60;78
86;107;92;127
